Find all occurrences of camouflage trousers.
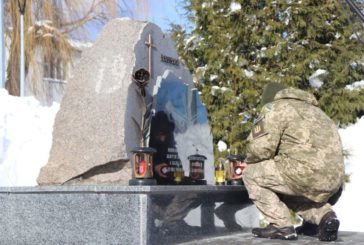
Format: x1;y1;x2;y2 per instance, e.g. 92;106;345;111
243;159;332;228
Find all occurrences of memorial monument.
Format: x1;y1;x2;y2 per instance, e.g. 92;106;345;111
0;19;259;244
37;18;214;185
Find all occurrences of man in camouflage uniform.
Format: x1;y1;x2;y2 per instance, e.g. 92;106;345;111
242;83;345;241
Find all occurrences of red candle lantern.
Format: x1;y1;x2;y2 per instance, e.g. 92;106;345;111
226;154;245;185
129;147;157;185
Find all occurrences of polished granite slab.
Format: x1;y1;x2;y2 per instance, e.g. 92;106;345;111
0;185;256;244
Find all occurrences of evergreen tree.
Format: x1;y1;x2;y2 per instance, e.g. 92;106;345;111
171;0;364;156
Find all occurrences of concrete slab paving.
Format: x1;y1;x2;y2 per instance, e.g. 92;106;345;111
178;231;364;244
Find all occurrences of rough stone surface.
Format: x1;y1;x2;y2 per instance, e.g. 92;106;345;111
0;186;147;244
37;18;198;185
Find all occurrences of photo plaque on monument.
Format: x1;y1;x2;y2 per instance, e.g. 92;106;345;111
149;71;214;184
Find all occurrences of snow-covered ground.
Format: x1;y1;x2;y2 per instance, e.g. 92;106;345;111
0;89;59;186
0;88;362;232
335;117;364;232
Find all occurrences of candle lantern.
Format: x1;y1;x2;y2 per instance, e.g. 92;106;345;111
187;152;207;185
215;158;226;185
226;154;246;185
173;161;185;184
129;146;157;185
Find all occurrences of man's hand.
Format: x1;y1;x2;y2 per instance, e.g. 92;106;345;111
154;163;169;178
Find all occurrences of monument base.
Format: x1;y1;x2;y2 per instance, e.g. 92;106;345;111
184;179;207;185
227;179;244;186
0;185;257;244
129;178;157;186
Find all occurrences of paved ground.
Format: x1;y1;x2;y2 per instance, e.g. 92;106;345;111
178;231;364;244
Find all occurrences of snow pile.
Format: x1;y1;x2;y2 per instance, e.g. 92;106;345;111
334;116;364;232
0;89;59;186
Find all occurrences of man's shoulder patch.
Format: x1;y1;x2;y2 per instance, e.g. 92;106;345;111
252;117;267;139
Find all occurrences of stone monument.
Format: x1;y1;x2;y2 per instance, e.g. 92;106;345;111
37;18;214;185
0;19;259;245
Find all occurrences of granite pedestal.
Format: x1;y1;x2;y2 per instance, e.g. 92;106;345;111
0;185;255;244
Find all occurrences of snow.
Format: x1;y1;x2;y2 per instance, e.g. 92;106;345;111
244;69;254;77
185;35;196;46
0;89;59;186
217;140;227;152
34;20;54;30
0;88;363;232
210;74;218;81
210;85;230;96
309;69;328;88
35;20;53;26
239;112;251;124
229;2;241;13
68;39;93;51
349;33;361;40
335;117;364;232
284;7;291;26
345;80;364;91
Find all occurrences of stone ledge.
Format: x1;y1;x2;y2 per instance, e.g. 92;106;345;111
0;184;246;194
0;185;256;244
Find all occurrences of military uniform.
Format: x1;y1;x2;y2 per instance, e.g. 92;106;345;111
243;87;345;228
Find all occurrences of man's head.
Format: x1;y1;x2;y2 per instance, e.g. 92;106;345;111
261;82;287;105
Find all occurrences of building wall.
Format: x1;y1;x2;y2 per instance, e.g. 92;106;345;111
5;37;92;105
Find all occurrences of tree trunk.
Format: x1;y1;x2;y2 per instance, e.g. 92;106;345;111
5;36;21;96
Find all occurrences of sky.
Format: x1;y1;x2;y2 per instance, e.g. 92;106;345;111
146;0;188;31
0;88;363;232
87;0;189;41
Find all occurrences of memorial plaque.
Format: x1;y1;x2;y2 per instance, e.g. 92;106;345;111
149;71;214;184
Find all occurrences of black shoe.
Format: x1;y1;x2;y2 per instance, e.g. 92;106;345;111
295;221;319;236
252;224;298;240
318;212;340;241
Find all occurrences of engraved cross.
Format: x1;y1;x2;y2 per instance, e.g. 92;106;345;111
145;34;156;78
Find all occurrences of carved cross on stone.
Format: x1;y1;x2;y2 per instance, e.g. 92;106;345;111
145;34;155;78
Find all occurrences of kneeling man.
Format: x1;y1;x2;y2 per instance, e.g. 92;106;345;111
243;83;345;241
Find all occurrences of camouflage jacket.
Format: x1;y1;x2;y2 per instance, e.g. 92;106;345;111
246;87;345;203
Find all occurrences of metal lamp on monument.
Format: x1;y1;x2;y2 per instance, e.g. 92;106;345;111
226;154;246;185
173;160;185;185
129;68;157;185
129;146;157;185
215;158;226;185
187;149;207;185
